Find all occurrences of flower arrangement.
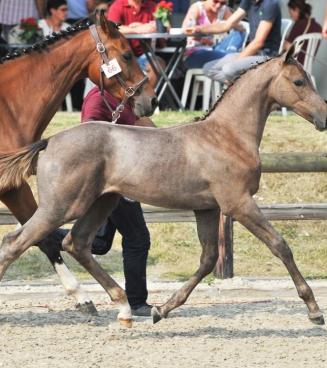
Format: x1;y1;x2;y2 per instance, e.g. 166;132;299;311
19;17;43;43
8;17;43;45
153;1;173;28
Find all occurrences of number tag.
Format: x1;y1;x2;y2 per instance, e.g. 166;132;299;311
101;58;122;79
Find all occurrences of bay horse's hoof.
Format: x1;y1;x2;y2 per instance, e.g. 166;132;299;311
308;311;325;325
75;301;98;316
118;318;133;328
151;306;163;324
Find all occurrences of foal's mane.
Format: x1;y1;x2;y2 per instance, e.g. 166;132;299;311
200;55;281;121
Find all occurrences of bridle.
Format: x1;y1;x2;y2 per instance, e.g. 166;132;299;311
89;24;149;123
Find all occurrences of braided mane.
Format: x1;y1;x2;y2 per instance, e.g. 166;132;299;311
0;18;93;64
200;54;282;120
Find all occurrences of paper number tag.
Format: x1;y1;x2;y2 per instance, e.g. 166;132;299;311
101;58;122;79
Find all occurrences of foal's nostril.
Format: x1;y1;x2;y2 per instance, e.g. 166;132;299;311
151;97;158;110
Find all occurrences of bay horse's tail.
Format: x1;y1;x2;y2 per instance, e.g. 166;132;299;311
0;139;48;192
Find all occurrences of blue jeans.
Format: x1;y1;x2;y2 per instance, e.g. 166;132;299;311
137;54;148;71
184;30;245;69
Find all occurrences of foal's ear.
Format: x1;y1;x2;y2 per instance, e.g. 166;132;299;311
282;44;296;64
99;11;120;38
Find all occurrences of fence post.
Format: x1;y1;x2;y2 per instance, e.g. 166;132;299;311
214;213;234;279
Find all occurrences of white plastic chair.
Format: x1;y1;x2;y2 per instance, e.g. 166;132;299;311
182;21;250;110
279;18;293;53
293;32;322;89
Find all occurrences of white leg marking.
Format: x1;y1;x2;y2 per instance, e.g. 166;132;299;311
54;262;91;304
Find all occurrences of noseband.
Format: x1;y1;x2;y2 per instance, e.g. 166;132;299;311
89;24;148;123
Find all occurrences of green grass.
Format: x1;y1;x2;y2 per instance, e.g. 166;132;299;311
2;111;327;281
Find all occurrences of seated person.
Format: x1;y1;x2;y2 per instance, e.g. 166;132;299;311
107;0;163;88
182;0;245;68
284;0;322;65
38;0;70;36
200;0;281;84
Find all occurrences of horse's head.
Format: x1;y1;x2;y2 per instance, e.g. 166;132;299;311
87;11;157;118
270;45;327;131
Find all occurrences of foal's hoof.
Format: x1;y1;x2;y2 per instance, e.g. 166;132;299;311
151;306;163;324
118;318;133;328
308;312;325;325
75;301;98;316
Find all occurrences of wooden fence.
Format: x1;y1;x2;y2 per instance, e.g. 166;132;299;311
1;152;327;278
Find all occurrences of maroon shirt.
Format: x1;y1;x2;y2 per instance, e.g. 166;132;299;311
286;17;322;65
81;87;137;125
107;0;156;57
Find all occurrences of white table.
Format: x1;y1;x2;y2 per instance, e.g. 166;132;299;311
126;32;188;110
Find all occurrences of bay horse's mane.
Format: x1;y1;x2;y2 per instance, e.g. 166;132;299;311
0;18;119;65
200;54;287;121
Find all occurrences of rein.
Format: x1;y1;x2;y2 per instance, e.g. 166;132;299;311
89;24;148;123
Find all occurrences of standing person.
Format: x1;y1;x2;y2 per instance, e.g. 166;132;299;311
0;0;46;41
66;0;96;24
81;86;154;317
323;3;327;39
107;0;160;88
283;0;322;65
201;0;281;84
182;0;245;68
38;0;70;36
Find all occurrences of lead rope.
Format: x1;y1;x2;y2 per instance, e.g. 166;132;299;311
89;24;149;123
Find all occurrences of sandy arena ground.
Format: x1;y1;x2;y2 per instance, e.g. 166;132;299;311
0;277;326;368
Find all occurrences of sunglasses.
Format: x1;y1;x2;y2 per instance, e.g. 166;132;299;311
213;0;226;4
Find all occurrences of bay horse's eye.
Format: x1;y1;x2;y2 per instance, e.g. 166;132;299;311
294;79;305;87
122;52;133;62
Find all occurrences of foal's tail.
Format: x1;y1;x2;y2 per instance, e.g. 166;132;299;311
0;139;48;192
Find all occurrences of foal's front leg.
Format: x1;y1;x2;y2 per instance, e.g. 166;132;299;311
152;209;219;323
233;195;324;325
62;194;133;327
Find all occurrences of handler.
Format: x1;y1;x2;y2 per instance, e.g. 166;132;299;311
82;87;155;317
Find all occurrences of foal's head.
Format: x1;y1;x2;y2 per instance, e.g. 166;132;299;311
270;45;327;131
88;12;157;117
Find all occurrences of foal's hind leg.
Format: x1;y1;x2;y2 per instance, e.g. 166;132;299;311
233;195;324;325
62;194;133;327
0;182;95;315
0;210;62;281
152;209;219;323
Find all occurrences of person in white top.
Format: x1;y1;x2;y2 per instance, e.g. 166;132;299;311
38;0;69;36
182;0;245;68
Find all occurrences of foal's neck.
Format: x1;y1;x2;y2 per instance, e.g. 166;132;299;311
207;60;277;147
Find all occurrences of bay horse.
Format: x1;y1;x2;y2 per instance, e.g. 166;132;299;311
0;46;326;327
0;12;156;314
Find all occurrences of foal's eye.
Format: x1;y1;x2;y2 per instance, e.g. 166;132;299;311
293;79;305;87
122;52;133;62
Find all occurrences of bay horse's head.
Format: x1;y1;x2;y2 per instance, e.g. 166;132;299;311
87;12;157;118
270;45;327;131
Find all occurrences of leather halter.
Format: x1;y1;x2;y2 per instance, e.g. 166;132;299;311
89;24;149;123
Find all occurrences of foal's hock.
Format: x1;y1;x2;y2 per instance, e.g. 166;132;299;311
0;46;326;327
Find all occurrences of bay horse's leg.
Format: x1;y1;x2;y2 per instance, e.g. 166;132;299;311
62;193;133;327
232;195;324;325
0;181;96;314
152;209;219;323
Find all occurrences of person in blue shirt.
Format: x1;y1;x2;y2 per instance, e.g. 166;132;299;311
197;0;281;83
